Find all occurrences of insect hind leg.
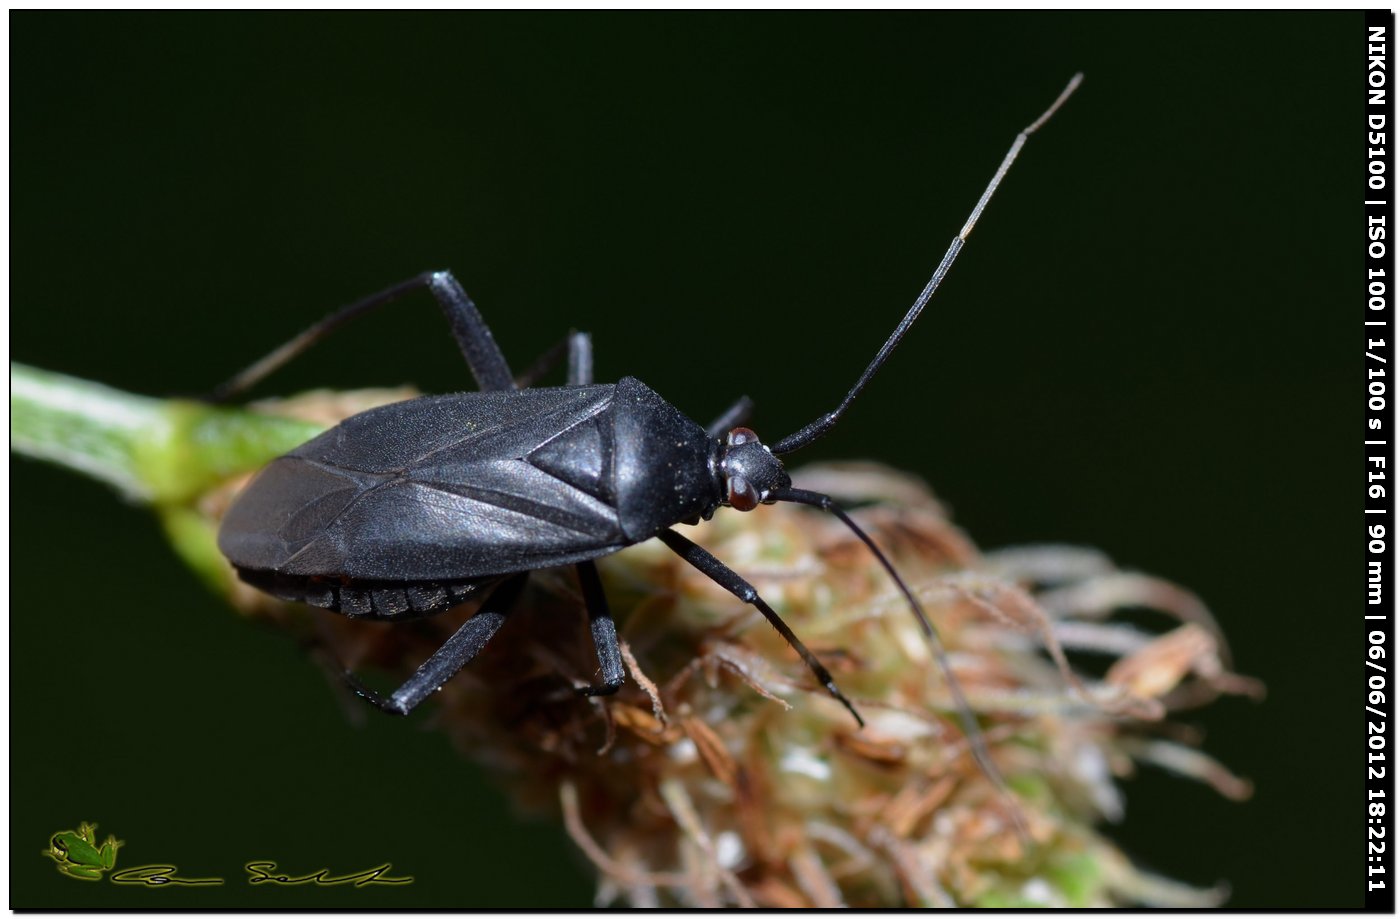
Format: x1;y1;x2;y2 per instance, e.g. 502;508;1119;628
210;269;515;400
347;573;528;715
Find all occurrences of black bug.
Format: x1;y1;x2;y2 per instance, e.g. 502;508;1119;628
217;76;1082;806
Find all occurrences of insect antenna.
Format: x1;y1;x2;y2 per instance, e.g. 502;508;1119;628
771;73;1083;457
769;485;1031;841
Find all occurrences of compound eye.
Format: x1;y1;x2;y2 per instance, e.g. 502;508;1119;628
727;426;759;447
727;475;760;511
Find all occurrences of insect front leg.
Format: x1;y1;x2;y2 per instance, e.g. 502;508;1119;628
346;574;528;715
655;528;864;728
573;560;624;697
211;269;515;399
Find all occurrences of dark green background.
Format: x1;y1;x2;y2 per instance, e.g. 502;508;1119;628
12;12;1358;908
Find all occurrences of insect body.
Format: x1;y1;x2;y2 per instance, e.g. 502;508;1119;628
221;379;718;609
216;76;1082;808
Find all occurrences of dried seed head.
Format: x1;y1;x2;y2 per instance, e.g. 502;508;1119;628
206;395;1254;908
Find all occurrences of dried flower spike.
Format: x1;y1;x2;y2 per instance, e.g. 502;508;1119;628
11;369;1258;907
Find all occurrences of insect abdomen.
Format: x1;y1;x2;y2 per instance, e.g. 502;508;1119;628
234;567;491;619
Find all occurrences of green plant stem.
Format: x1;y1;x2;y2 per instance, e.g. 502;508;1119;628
10;362;323;505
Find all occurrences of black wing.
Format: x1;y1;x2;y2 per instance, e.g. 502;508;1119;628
218;385;629;580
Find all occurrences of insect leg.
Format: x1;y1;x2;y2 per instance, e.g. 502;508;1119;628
511;330;593;388
513;337;568;388
705;395;754;438
566;331;593;386
655;528;864;728
347;574;528;715
211;270;515;400
574;560;625;696
562;333;616;699
426;270;517;391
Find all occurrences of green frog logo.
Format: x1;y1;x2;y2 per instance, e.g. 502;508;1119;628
43;822;122;881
